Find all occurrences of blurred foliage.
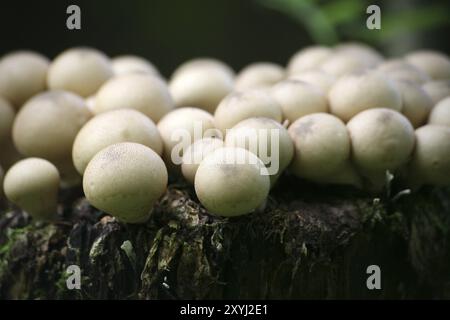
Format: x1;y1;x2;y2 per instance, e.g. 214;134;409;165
257;0;450;47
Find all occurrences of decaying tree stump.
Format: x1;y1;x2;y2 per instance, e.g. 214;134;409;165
0;175;449;299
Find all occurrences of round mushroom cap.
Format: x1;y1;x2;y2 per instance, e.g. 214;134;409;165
73;109;163;175
157;107;218;168
287;46;333;74
13;90;92;162
422;80;450;105
194;147;270;217
289;70;336;93
347;108;415;172
112;55;160;76
94;73;174;122
0;97;15;145
83;142;168;223
334;42;384;68
329;71;402;122
410;125;450;186
47;47;113;97
288;113;350;180
395;80;433;128
271;79;328;123
429;97;450;127
3;158;59;221
169;59;234;113
235;62;285;90
225;117;294;184
214;89;282;133
377;59;430;84
0;51;49;108
181;137;224;184
405;50;450;80
320;53;368;77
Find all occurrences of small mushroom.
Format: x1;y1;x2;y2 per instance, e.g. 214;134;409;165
329;71;402;122
395;80;433;128
405;50;450;80
377;59;430;84
0;97;15;145
214;89;283;133
422;80;450;105
181;137;224;184
72;109;163;175
47;47;114;97
3;158;60;221
225;117;293;185
271;79;328;123
194;147;270;217
429;97;450;127
112;55;160;76
0;51;49;108
288;113;351;181
235;62;285;90
334;42;384;68
320;53;368;77
94;73;174;123
169;58;235;113
289;70;336;93
287;46;333;74
83;142;168;223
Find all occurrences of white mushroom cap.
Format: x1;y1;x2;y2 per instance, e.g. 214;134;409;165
320;53;368;77
422;80;450;105
271;79;328;123
225;117;294;185
157;107;219;169
3;158;60;221
169;59;235;113
409;125;450;186
47;47;114;97
405;50;450;80
347;108;415;173
0;97;15;145
214;89;283;133
334;42;384;68
235;62;285;90
0;51;49;108
73;109;163;175
329;71;402;122
289;70;336;93
287;46;333;74
194;147;270;217
377;59;430;84
429;97;450;127
181;137;224;184
83;142;168;223
94;73;174;123
112;55;160;76
288;113;350;180
395;80;433;128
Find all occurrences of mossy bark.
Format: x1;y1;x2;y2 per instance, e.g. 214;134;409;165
0;176;449;299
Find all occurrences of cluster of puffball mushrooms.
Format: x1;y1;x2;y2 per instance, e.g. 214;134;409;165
0;43;450;224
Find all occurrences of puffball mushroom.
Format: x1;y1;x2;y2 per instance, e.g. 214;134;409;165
169;58;235;113
72;109;163;175
83;143;168;223
12;90;92;183
225;117;293;185
409;125;450;186
429;97;450;127
47;47;114;97
0;51;49;108
377;59;430;84
287;46;333;74
214;89;283;133
181;137;224;184
93;73;173;123
405;50;450;80
395;80;433;128
289;70;336;93
329;71;402;122
347;108;415;173
194;147;270;217
288;113;350;180
0;97;15;145
271;80;328;123
157;107;218;169
3;158;60;221
422;80;450;105
112;55;160;76
235;62;285;90
320;54;368;78
334;42;384;68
